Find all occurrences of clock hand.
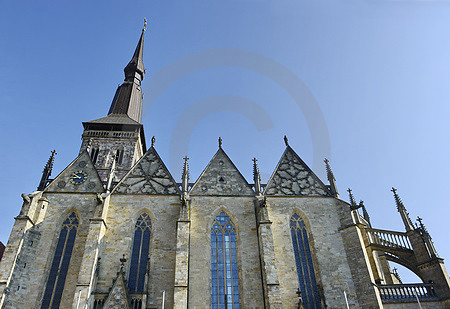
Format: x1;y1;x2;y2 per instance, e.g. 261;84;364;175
74;174;81;179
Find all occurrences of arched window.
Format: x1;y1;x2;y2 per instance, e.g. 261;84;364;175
128;213;151;293
41;212;79;309
290;213;321;309
211;212;240;308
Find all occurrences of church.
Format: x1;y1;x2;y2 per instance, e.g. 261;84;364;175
0;24;449;309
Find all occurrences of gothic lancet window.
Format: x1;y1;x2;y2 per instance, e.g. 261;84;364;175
290;213;321;309
211;212;240;308
90;147;99;164
116;148;124;165
128;213;152;293
41;212;79;309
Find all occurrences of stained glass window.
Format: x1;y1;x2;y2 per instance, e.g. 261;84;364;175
290;213;321;309
211;212;240;309
128;213;151;293
41;212;79;309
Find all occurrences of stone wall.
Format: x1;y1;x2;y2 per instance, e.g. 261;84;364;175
97;194;180;308
188;196;265;308
266;196;360;308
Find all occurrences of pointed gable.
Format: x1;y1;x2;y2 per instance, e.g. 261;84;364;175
113;146;180;194
103;271;131;309
265;146;330;197
190;149;254;196
45;151;103;193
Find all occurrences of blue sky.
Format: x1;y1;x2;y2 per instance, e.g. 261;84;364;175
1;0;449;283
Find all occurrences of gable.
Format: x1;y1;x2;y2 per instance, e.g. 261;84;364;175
113;147;180;195
265;147;330;196
190;149;254;196
103;272;130;309
45;151;103;193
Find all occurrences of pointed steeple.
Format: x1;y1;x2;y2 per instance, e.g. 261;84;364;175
391;187;414;232
324;158;339;197
38;150;56;190
124;19;146;82
107;21;147;123
253;158;262;195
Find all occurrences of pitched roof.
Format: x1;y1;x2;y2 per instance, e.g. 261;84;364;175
190;148;254;196
112;146;180;195
265;146;330;197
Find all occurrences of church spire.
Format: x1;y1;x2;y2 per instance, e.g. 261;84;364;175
124;19;146;82
107;20;147;123
391;187;414;232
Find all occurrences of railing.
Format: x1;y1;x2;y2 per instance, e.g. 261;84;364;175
83;130;138;138
366;228;412;251
378;283;438;302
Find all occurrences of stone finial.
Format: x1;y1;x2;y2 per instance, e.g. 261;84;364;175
151;136;156;147
182;156;190;194
347;188;357;209
120;254;127;267
218;137;223;149
391;187;414;232
284;135;289;147
324;158;338;197
361;201;371;227
324;158;335;182
38;150;57;191
253;158;262;195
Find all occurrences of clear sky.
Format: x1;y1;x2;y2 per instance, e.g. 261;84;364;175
1;0;449;283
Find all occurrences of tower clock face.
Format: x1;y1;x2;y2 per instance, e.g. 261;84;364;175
70;170;88;185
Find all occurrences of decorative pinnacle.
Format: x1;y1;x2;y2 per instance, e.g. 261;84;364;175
182;156;190;181
324;158;335;182
143;18;147;32
284;135;289;146
218;137;223;149
391;187;414;231
391;187;404;211
253;158;262;195
38;150;57;191
347;188;357;208
151;136;156;147
46;150;57;170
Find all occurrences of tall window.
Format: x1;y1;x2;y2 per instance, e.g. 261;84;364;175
41;212;79;309
90;147;99;164
290;214;321;309
116;148;124;165
211;212;240;309
128;213;151;293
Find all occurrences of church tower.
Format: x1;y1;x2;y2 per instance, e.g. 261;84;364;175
0;23;449;309
80;25;147;182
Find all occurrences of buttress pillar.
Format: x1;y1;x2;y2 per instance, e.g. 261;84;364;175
72;194;109;309
173;203;190;309
256;199;282;308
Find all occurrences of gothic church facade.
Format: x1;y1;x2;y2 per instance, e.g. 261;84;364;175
0;27;449;309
